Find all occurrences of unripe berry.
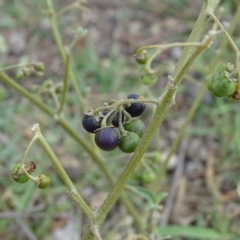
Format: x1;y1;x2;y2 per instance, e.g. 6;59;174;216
140;69;158;86
38;174;50;189
12;163;29;184
208;63;237;97
135;50;149;65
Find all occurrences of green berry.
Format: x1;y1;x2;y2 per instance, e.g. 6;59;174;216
141;171;156;184
135;50;149;65
23;68;30;77
38;174;50;189
118;132;140;153
36;72;44;78
208;63;237;97
123;119;145;138
12;163;29;184
16;71;24;80
140;69;158;85
34;63;45;71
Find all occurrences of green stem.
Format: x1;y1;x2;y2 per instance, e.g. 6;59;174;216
206;4;240;72
50;88;60;108
172;0;219;86
0;62;32;71
94;98;158;115
0;71;142;230
57;49;70;115
31;123;94;220
209;12;240;54
16;135;39;174
56;2;89;17
45;0;86;114
0;72;53;116
82;0;220;239
137;41;203;55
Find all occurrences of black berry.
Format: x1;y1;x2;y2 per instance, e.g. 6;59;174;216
95;127;119;151
112;112;124;127
125;94;145;117
82;114;101;133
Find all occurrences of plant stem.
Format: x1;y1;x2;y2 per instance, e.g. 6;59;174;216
45;0;86;114
207;4;240;73
94;98;158;114
82;0;220;238
209;12;240;55
16;135;39;174
31;123;94;220
56;2;89;17
57;49;70;115
0;72;53;116
0;62;32;71
137;41;203;55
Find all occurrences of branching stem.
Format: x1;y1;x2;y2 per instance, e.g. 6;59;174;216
31;123;94;220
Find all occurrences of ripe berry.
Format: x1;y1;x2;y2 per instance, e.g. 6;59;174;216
112;112;124;127
123;119;145;138
82;113;101;133
95;127;119;151
118;132;140;153
125;94;145;117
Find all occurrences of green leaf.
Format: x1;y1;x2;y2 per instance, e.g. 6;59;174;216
155;192;168;204
128;185;155;203
155;226;222;239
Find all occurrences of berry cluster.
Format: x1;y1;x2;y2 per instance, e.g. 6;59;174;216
82;94;146;153
12;161;50;189
16;62;45;80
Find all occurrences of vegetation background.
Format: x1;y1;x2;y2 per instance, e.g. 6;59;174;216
0;0;240;239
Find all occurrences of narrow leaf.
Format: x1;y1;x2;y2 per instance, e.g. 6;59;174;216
156;226;222;239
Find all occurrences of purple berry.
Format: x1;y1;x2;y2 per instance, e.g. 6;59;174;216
112;112;124;127
95;127;119;151
82;114;101;133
